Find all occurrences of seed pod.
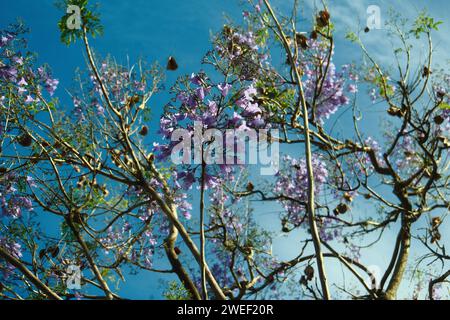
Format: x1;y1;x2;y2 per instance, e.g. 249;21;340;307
49;246;59;258
422;66;432;78
246;182;254;192
432;217;441;228
434;115;444;125
139;125;148;136
343;192;353;202
304;265;314;281
18;134;32;147
387;107;403;117
174;247;181;255
335;203;349;215
316;10;330;28
295;33;309;50
166;56;178;71
310;30;318;40
39;249;47;260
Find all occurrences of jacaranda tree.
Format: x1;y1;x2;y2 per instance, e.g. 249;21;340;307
0;0;449;300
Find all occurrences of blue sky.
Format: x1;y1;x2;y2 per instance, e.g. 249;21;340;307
1;0;449;299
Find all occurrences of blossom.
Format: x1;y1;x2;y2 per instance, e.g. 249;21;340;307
17;77;28;87
45;78;59;96
24;95;35;104
275;155;328;222
218;83;232;97
190;73;202;86
348;83;358;93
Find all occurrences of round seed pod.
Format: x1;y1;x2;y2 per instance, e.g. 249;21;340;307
18;134;32;147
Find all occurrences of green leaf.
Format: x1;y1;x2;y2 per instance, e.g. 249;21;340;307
439;102;450;110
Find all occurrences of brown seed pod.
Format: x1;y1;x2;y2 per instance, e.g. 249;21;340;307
432;217;441;228
139;125;148;136
246;182;254;192
335;203;349;215
343;192;353;202
310;30;318;40
434;115;444;125
39;249;47;260
49;246;60;258
18;134;32;147
387;107;404;117
166;56;178;71
304;265;314;281
295;33;309;50
174;247;181;255
316;10;330;28
422;66;432;78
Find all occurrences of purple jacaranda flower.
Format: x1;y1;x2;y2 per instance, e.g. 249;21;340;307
228;112;243;128
196;86;206;100
177;171;196;190
0;238;22;259
96;105;105;116
218;83;232;97
45;78;59;96
207;100;218;114
249;114;265;128
0;66;17;81
153;142;173;161
348;83;358;93
0;33;14;47
177;198;192;220
24;95;35;104
243;84;257;100
190;73;202;86
17;77;28;87
242;102;262;116
122;222;132;233
12;56;23;65
17;86;27;94
26;176;37;188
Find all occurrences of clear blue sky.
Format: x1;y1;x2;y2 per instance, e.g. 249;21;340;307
1;0;449;299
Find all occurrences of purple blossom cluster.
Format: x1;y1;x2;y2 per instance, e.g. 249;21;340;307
70;58;150;123
0;172;33;219
0;27;59;109
300;40;357;121
0;236;22;278
274;155;328;224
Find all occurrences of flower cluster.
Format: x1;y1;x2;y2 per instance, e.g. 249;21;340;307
0;25;59;110
275;155;328;225
300;41;357;121
0;172;33;219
